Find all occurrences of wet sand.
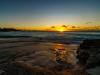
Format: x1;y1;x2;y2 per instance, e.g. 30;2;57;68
0;38;89;75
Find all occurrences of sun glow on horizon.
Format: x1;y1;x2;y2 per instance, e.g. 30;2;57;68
58;28;65;32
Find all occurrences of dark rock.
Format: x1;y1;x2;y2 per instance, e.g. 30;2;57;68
77;50;90;65
0;69;5;75
77;39;100;69
79;39;100;49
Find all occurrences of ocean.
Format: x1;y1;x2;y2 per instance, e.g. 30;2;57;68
0;31;100;43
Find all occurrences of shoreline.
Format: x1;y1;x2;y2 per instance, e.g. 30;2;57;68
0;35;81;45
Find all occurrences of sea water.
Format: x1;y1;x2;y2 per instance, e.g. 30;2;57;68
0;31;100;43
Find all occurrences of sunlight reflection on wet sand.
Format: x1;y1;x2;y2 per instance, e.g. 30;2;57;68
50;43;78;66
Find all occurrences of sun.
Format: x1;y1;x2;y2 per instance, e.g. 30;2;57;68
59;28;64;32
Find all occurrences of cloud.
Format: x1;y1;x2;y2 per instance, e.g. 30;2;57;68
85;22;93;24
71;26;76;28
51;26;55;28
62;25;67;28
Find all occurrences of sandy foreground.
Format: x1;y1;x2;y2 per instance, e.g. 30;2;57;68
0;38;91;75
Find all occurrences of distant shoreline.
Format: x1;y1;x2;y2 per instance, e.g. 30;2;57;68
0;36;31;38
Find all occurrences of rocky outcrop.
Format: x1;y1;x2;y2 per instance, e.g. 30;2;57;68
77;39;100;69
79;39;100;49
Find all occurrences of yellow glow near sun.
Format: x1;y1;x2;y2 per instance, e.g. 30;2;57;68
59;28;64;32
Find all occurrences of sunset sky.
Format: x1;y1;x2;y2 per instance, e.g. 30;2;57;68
0;0;100;31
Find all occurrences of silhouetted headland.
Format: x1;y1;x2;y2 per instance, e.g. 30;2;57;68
0;28;20;31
